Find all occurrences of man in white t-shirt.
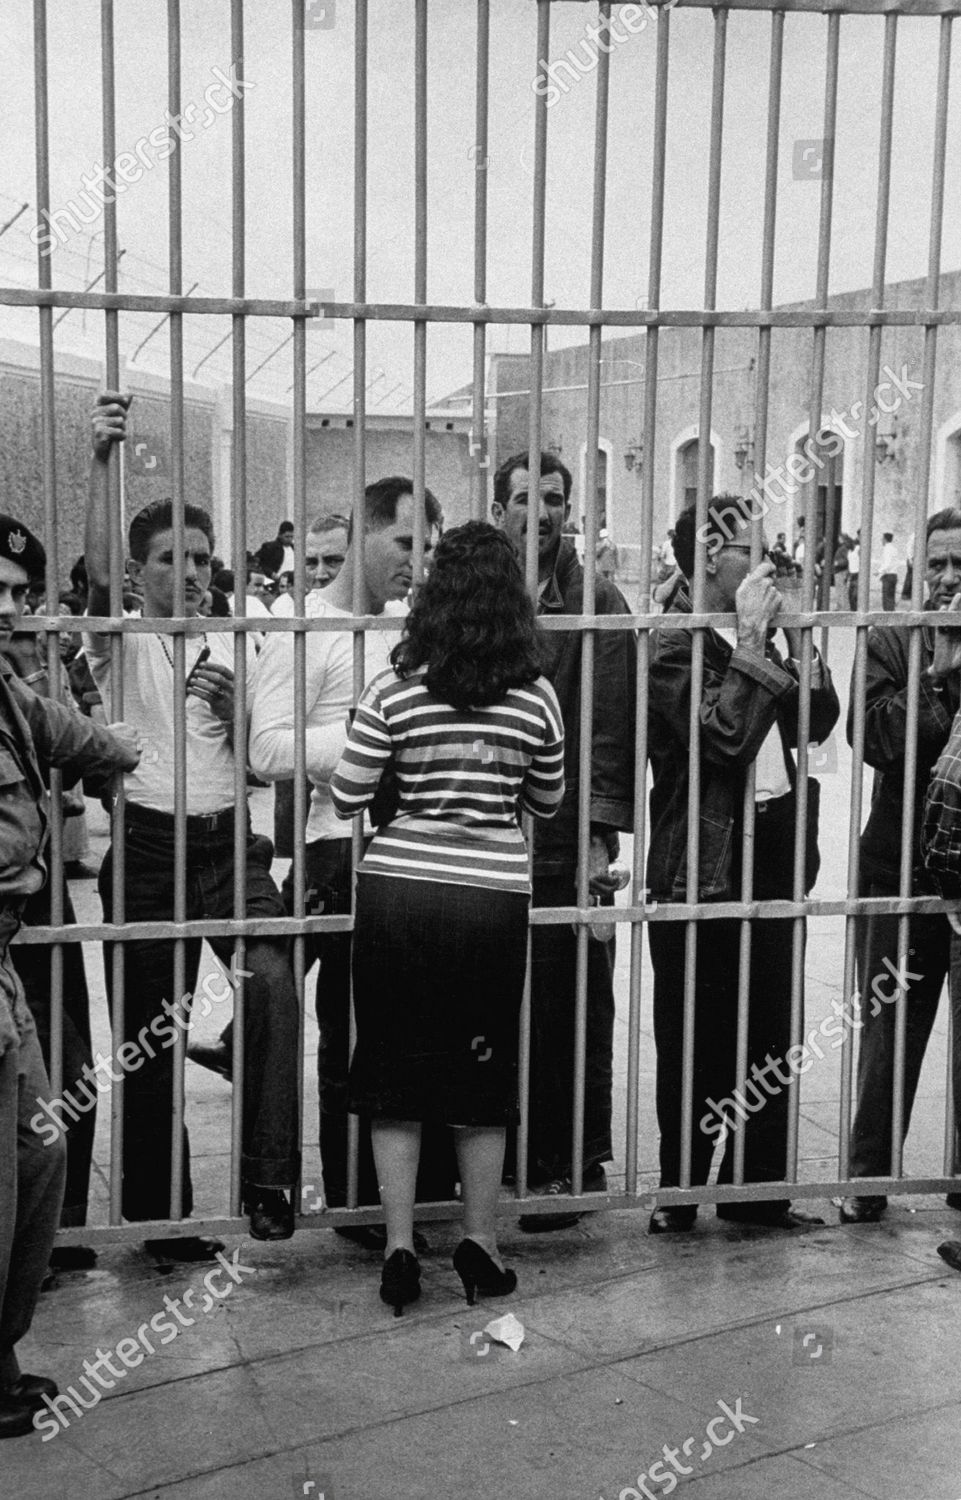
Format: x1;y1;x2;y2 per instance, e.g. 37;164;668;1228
247;478;455;1243
84;392;300;1262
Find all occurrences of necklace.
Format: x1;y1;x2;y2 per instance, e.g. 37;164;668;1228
159;633;207;669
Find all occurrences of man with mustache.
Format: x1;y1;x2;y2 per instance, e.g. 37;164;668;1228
492;451;636;1230
84;392;301;1260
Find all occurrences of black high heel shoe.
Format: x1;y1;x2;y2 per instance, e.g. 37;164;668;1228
380;1248;421;1316
452;1238;517;1306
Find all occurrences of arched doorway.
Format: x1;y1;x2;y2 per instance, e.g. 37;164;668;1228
792;428;844;608
677;438;715;511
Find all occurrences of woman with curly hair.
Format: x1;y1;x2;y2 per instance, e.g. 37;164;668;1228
331;521;564;1314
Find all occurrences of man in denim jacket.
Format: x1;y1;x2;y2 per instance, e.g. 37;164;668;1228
646;495;839;1233
493;452;636;1229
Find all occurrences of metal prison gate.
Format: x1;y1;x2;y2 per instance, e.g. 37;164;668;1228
7;0;960;1247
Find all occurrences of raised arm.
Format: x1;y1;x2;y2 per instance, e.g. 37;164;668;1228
86;390;131;638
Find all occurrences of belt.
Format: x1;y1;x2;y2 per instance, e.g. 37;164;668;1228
124;803;236;836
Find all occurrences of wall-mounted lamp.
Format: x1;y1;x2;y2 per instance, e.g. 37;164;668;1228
874;419;899;465
624;438;644;473
733;426;755;471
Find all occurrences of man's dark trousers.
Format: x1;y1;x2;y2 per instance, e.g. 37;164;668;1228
14;883;94;1227
99;813;300;1222
850;879;961;1179
523;868;615;1184
649;915;797;1204
0;912;66;1370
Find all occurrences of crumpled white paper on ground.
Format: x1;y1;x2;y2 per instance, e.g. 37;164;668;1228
483;1312;525;1351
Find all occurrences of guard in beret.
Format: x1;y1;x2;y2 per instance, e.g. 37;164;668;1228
0;515;46;583
0;514;142;1440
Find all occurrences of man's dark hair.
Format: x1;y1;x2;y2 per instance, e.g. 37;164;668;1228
926;508;961;544
208;585;231;616
674;494;759;578
346;477;442;542
493;450;573;511
128;500;215;563
257;539;285;576
69;555;88;593
391;520;542;709
213;568;235;594
277;520;294;537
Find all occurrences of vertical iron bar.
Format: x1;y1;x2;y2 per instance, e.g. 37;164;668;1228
229;0;248;1217
732;7;785;1190
346;0;370;1211
516;0;552;1205
571;0;612;1198
412;0;428;586
470;0;491;521
167;0;190;1220
784;11;840;1184
290;0;309;1229
32;0;64;1105
100;0;127;1225
681;6;727;1190
627;0;671;1199
901;16;953;1181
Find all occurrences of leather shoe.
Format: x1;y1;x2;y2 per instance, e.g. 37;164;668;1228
246;1189;294;1241
839;1195;887;1224
937;1239;961;1271
519;1167;607;1233
718;1204;825;1228
3;1374;57;1409
186;1039;232;1081
144;1236;225;1268
48;1246;97;1271
0;1397;37;1440
648;1206;697;1234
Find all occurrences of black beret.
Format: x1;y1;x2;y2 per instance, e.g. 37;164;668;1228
0;515;46;580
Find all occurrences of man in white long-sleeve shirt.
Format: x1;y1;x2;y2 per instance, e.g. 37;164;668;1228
247;478;455;1242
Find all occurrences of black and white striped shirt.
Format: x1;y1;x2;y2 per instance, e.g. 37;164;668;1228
330;668;565;892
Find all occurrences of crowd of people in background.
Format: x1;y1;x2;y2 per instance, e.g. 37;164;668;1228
4;386;961;1437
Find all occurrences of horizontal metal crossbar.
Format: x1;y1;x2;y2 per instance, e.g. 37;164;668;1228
15;893;958;948
3;286;961;327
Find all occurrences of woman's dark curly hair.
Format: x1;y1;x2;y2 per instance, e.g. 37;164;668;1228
390;520;543;709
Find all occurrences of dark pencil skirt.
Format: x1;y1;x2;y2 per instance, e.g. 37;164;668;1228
347;871;530;1126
